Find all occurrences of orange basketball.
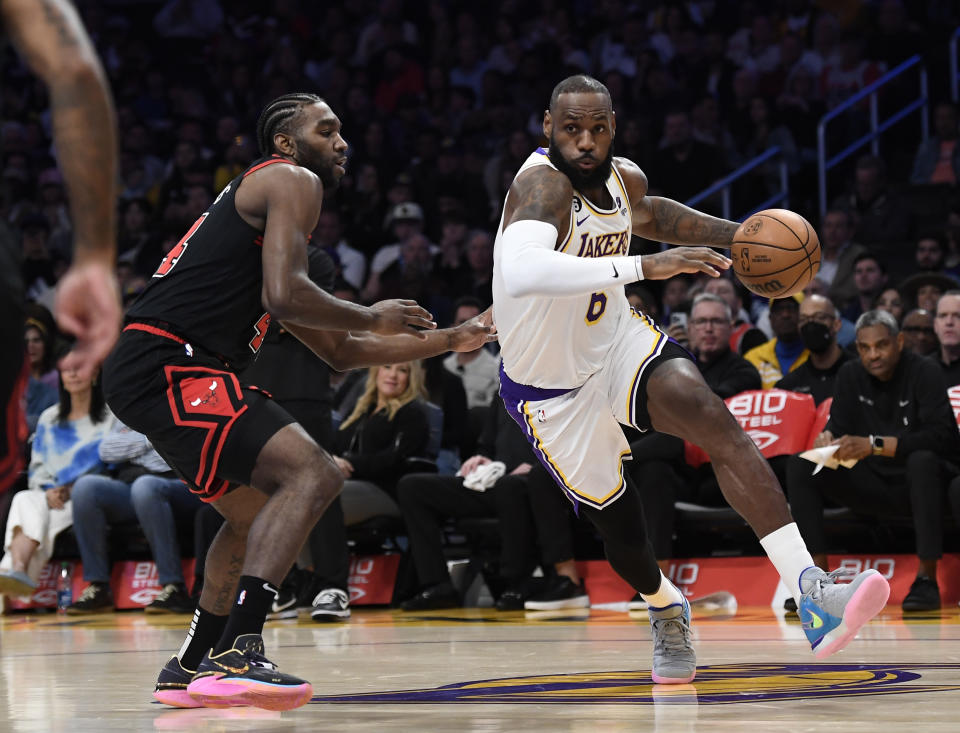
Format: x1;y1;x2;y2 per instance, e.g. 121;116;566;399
731;209;821;298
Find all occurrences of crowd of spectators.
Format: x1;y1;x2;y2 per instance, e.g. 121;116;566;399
2;0;960;615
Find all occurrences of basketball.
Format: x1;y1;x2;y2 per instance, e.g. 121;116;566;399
731;209;821;297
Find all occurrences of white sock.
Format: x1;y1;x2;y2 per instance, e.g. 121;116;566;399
641;571;685;609
759;522;816;603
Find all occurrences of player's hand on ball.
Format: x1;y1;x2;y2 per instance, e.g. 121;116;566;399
451;307;497;352
369;299;436;338
642;247;731;280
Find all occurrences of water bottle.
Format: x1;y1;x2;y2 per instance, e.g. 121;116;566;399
56;562;73;613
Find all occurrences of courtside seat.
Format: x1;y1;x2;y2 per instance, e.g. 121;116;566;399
673;501;751;556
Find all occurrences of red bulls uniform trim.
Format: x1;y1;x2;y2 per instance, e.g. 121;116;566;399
243;156;296;177
163;365;247;499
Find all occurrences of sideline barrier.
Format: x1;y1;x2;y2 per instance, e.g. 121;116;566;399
5;554;401;611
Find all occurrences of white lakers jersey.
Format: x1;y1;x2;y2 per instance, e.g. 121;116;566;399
493;148;633;388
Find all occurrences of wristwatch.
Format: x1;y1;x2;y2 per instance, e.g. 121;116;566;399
870;435;884;456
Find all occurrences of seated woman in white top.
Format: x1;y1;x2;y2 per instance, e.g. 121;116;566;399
0;367;115;597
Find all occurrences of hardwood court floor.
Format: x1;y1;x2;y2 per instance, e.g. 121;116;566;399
2;603;959;732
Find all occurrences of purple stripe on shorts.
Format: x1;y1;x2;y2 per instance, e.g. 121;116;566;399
498;363;574;404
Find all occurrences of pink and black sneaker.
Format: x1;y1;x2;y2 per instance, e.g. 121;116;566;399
186;634;312;711
153;656;204;708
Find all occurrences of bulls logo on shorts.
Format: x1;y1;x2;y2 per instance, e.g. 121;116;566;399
164;365;248;492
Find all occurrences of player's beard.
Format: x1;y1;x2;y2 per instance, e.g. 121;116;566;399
547;134;614;191
295;138;343;191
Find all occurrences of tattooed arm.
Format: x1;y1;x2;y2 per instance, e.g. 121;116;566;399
616;158;739;248
3;0;117;264
502;164;574;236
498;164;729;296
2;0;121;377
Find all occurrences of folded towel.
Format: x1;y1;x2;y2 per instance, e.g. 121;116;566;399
462;461;507;491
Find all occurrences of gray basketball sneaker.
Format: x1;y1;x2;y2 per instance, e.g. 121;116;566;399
649;596;696;683
798;567;890;659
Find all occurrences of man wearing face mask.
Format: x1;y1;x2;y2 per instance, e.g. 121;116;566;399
786;309;960;613
775;294;850;405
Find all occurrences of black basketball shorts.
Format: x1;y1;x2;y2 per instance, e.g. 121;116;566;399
102;322;295;502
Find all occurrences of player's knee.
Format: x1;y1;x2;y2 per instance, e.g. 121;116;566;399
300;450;342;517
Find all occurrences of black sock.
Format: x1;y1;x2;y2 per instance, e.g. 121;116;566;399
178;606;228;670
213;576;278;654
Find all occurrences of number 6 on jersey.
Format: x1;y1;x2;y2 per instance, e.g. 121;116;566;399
585;291;607;324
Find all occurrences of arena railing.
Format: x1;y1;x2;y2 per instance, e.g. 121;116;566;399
684;145;788;222
951;26;960;102
816;54;928;221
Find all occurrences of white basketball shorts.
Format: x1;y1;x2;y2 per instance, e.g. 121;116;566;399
499;309;690;510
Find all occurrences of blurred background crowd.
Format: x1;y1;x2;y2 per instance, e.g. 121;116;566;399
2;0;960;617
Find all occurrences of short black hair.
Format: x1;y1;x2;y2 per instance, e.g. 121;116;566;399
549;75;611;113
255;93;323;156
853;250;887;274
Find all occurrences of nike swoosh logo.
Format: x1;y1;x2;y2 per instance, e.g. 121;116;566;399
611;261;619;278
576;214;589;226
899;400;910;407
803;609;824;630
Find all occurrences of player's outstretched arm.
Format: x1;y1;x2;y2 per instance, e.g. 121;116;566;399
254;165;435;337
499;167;646;298
617;158;738;247
641;247;731;280
634;196;739;248
3;0;123;377
281;309;496;371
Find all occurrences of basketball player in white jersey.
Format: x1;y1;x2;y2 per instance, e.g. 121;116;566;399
493;75;890;683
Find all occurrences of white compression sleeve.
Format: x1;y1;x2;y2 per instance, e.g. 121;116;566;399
499;219;643;298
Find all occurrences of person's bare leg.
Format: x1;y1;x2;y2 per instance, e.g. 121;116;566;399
177;425;342;711
644;359;889;659
919;558;938;579
644;359;815;606
199;486;268;615
813;553;829;571
7;528;39;574
243;423;342;585
645;360;792;537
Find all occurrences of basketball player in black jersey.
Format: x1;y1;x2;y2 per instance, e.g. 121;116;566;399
102;93;495;711
0;0;120;507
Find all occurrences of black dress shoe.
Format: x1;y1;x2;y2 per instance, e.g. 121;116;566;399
902;575;940;612
400;582;460;611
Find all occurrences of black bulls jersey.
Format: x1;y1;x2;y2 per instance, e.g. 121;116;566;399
126;156;297;371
